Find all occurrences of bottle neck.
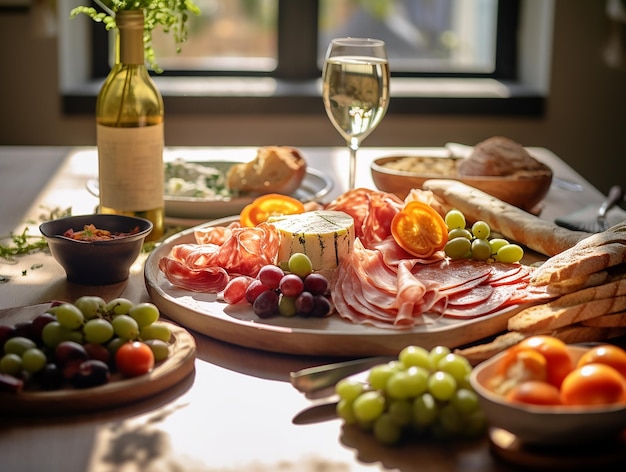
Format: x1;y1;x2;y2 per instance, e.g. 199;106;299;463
115;10;145;66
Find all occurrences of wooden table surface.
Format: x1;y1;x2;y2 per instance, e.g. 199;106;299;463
0;146;611;472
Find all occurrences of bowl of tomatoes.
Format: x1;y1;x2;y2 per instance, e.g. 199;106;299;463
470;336;626;445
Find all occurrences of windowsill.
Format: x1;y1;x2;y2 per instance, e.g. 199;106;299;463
62;77;545;116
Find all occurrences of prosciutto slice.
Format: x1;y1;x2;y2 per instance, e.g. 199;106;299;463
159;222;280;292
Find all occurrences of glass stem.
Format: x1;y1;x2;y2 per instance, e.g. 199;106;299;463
348;138;359;190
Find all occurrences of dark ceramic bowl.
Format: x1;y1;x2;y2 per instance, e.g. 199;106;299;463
39;214;153;285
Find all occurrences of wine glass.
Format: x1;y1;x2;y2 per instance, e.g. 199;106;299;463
322;38;390;190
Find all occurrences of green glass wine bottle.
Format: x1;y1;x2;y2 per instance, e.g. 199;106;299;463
96;9;164;241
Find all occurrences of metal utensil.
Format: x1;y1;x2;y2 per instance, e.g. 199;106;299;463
596;184;623;231
289;356;391;395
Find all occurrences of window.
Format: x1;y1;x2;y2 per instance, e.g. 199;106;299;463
62;0;549;116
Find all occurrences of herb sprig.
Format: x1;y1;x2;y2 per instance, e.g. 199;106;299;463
70;0;201;72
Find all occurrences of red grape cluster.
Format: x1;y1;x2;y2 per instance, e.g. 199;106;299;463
223;253;332;319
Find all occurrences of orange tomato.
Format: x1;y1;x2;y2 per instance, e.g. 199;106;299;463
496;348;548;383
505;380;562;406
514;335;574;388
561;363;626;406
576;344;626;378
240;193;305;227
115;341;155;377
390;201;448;258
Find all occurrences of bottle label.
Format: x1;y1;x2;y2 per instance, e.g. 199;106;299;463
97;124;164;211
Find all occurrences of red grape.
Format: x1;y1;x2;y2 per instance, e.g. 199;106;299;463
245;279;271;304
296;292;315;316
223;276;254;304
258;265;285;289
279;274;305;297
253;290;279;318
304;273;329;296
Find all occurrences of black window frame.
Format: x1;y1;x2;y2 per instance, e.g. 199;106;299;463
65;0;543;116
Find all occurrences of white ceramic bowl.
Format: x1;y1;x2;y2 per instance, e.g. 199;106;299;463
470;345;626;445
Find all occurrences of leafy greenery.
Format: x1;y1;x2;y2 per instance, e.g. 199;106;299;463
70;0;201;72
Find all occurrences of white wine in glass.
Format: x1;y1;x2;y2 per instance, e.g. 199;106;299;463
322;38;390;190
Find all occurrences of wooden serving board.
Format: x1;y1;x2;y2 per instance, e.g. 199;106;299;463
0;303;196;415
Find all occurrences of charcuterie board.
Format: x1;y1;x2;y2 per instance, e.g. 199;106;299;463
0;303;196;415
145;218;534;357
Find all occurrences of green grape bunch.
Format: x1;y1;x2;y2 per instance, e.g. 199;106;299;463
335;345;487;446
70;0;201;72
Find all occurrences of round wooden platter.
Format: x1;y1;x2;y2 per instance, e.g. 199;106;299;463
145;218;534;357
0;303;196;415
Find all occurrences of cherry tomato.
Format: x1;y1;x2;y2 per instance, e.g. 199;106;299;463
514;336;573;388
496;348;548;383
239;194;305;227
561;363;626;406
115;341;155;377
390;201;448;258
505;380;562;406
577;344;626;378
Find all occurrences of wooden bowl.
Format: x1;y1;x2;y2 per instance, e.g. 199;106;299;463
371;156;552;211
470;345;626;446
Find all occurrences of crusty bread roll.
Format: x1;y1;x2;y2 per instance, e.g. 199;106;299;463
458;136;552;178
422;179;590;257
226;146;307;195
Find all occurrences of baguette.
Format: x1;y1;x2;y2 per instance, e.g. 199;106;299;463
507;294;626;333
529;222;626;288
581;311;626;327
422;179;590;256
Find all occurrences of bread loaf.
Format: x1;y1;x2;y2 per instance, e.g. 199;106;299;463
422;179;590;256
582;311;626;327
226;146;307;195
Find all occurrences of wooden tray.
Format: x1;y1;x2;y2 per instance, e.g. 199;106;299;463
0;303;196;415
145;218;531;357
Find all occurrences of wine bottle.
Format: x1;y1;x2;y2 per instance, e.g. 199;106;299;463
96;9;164;241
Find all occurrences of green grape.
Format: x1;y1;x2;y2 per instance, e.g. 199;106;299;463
62;328;84;344
336;378;365;402
429;345;451;366
451;388;480;415
471;220;491;239
427;371;457;402
373;413;402;445
0;353;23;376
387;399;413;427
352;390;385;423
288;253;313;278
488;238;509;256
444;237;471;259
278;295;298;317
41;321;66;348
139;322;172;343
398;345;433;370
336;398;358;425
129;302;160;328
444;209;466;230
21;348;47;373
447;228;472;240
413;392;438;427
437;353;472;384
3;336;36;356
368;361;403;391
111;314;139;340
83;318;115;344
438;403;464;434
496;243;524;263
385;366;429;399
107;337;127;355
104;297;134;316
74;296;106;319
144;339;170;362
55;303;85;330
470;238;491;261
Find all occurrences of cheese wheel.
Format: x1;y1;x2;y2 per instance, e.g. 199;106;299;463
267;210;355;270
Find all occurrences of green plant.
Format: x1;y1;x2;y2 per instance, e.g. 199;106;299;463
70;0;201;72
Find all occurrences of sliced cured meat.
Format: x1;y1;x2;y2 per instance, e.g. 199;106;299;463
194;222;240;245
158;257;229;292
413;259;493;291
444;284;520;319
447;284;495;307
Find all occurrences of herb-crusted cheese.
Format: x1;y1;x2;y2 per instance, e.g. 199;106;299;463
267;210;355;270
